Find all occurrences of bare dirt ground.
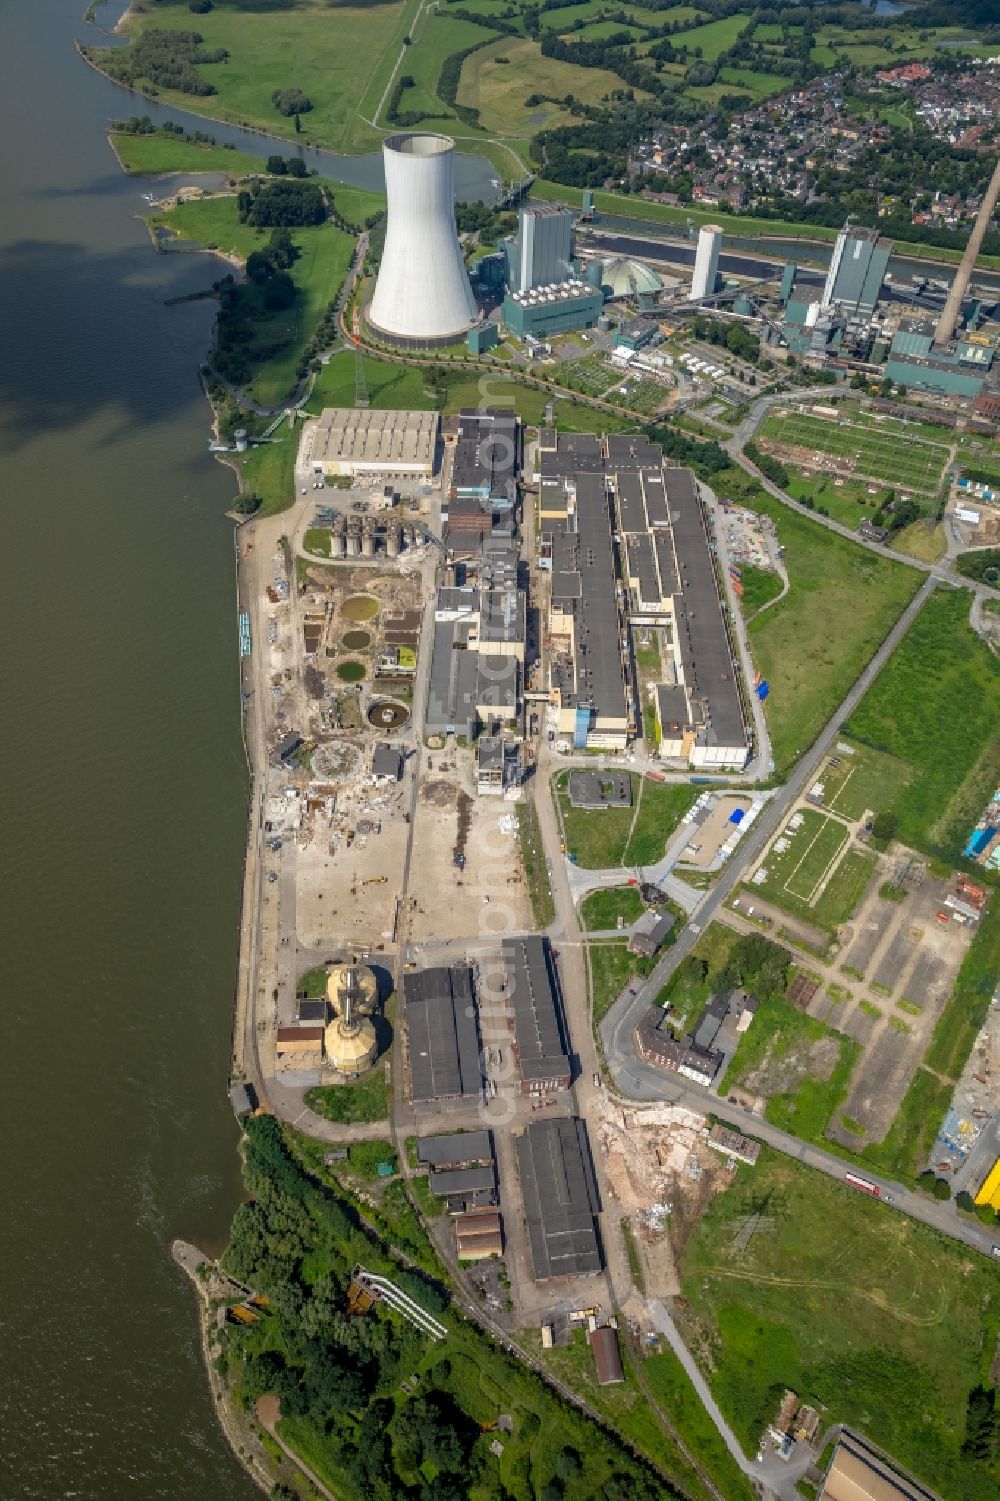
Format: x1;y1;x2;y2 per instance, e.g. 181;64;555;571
680;796;753;869
818;866;974;1145
737;1033;841;1103
407;753;531;942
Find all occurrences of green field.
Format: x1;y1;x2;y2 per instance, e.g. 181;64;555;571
736;483;921;775
818;741;911;823
756;808;849;906
625;781;699;866
761;409;950;496
589;940;655;1024
397;12;495;120
580;884;645;932
556;771;637;868
674;14;752;58
747;840;876;937
678;1150;1000;1501
458;35;631;136
844;588;1000;862
232;434;295;517
305;1071;391;1125
151;194;354;404
105;0;411;155
738;564;783;616
109;128;258;177
715;65;789;96
720;994;860;1143
854;1066;954;1184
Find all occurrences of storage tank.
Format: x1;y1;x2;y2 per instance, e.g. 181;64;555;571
346;526;361;557
368;133;478;343
330;524;347;558
385;524;401;558
361;526;376;557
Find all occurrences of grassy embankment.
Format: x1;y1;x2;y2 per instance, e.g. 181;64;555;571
148;191;356;406
678;1148;1000;1501
721;477;922;775
844;587;1000;865
109;128;259;177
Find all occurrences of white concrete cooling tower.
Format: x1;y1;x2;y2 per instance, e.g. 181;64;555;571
368;133;478;344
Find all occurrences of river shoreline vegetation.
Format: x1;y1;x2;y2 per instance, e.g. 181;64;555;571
217;1116;683;1501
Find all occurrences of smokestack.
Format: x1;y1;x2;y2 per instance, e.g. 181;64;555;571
934;157;1000;349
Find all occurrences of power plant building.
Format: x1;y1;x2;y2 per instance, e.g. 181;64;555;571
506;202;575;292
501;279;604;340
820;224;891;316
368;133;478;346
690;223;723;300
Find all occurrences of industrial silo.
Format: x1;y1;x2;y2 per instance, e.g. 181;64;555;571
368;133;478;345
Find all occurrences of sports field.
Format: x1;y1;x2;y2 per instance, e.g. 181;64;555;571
817;742;911;823
679;1150;1000;1501
760;409;950;495
755;809;849;906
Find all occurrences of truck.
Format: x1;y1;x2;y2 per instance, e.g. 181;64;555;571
844;1171;883;1199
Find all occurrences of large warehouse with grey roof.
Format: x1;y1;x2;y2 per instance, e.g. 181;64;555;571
517;1116;603;1280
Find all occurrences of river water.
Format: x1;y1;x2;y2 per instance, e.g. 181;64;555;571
0;2;261;1496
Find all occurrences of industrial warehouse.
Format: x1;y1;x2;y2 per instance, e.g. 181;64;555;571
308;407;439;480
538;429;749;765
517;1116;603;1281
403;964;483;1104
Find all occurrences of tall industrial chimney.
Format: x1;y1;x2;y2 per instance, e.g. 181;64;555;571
368;133;478;344
934;157;1000;349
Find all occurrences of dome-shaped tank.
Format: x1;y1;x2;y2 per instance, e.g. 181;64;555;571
600;255;663;299
326;961;378;1017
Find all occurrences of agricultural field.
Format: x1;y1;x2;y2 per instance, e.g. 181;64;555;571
673;14;752;59
458;36;634;135
733;481;921;775
677;1150;1000;1501
760;408;950;496
844;588;1000;863
395;12;496;121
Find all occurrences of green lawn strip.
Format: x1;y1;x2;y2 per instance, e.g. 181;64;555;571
677;1148;1000;1501
304;1071;391;1125
924;901;1000;1080
589;941;655;1026
643;1348;758;1501
623;781;699;867
517;797;556;929
733;480;921;775
580;884;645;932
720;994;859;1144
109;127;259;177
844;589;1000;863
739;564;783;615
555;770;637;868
233;435;296;517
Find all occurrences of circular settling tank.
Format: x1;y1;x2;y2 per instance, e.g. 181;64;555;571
342;594;379;622
342;629;371;650
336;659;366;682
366;699;410;730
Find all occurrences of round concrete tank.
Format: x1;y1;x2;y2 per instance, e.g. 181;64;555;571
346;527;361;557
368;133;478;343
385;524;401;557
361;527;376;557
330;526;347;558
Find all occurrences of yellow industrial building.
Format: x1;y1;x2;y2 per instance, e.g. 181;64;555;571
975;1157;1000;1211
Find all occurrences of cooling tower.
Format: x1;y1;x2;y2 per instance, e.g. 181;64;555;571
368;133;478;344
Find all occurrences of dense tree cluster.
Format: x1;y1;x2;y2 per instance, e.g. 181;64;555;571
237;179;326;227
271;87;312;117
744;440;790;491
101;29;228;96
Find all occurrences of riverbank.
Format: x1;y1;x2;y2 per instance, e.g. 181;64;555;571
170;1241;276;1498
